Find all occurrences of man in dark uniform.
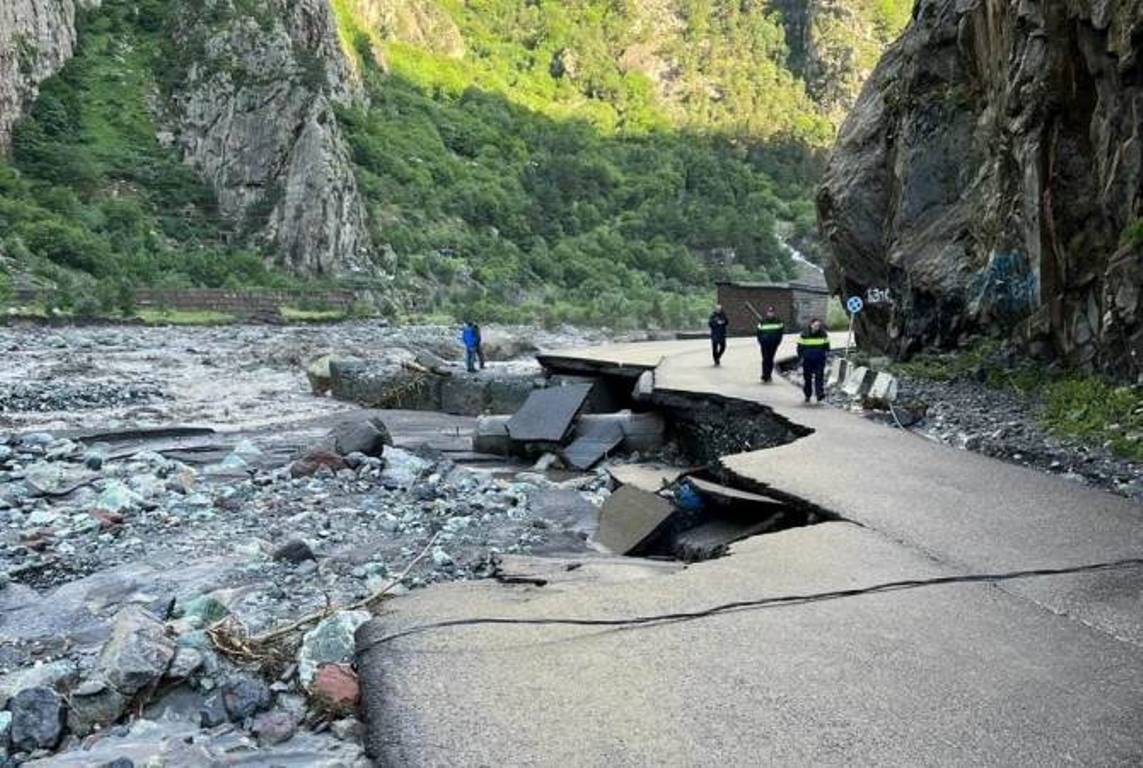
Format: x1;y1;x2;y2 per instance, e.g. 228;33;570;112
708;304;729;366
796;318;830;403
755;306;784;383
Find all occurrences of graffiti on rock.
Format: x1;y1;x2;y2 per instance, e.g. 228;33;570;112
865;287;894;306
971;251;1038;317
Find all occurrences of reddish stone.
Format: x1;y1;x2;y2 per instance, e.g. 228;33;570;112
90;511;125;529
290;449;347;479
309;664;360;716
21;530;53;550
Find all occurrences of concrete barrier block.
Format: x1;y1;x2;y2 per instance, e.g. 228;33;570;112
841;366;874;397
827;358;849;387
866;372;899;404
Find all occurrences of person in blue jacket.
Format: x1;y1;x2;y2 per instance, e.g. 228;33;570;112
755;306;785;383
796;318;830;403
461;321;480;373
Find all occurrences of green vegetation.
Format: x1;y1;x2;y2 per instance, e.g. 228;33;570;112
136;309;237;326
0;1;301;300
1;0;914;327
280;306;350;323
1042;378;1143;462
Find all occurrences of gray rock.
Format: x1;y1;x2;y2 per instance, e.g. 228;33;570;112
98;606;176;695
221;675;272;721
67;678;127;737
0;660;77;708
272;537;314;565
251;708;299;746
330;418;392;458
297;610;371;685
166;647;204;680
167;0;380;275
9;686;64;752
199;691;229;728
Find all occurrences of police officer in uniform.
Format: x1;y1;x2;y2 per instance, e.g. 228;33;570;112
796;318;830;403
755;306;784;383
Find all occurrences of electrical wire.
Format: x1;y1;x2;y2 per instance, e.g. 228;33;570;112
359;557;1143;651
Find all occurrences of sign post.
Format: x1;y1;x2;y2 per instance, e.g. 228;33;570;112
844;296;863;365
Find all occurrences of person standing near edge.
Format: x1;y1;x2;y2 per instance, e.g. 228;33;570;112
461;321;480;373
755;305;784;383
796;318;830;403
708;304;729;366
473;322;486;370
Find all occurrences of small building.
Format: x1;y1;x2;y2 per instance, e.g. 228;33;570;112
716;281;831;335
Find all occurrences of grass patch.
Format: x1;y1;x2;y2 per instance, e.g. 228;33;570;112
280;307;348;323
826;298;849;331
136;309;236;326
1042;377;1143;461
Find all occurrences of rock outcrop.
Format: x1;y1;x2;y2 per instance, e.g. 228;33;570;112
0;0;82;153
166;0;379;276
818;0;1143;375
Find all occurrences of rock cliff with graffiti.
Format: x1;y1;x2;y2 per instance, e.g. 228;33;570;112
817;0;1143;377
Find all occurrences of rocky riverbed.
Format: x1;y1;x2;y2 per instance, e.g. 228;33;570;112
0;321;638;766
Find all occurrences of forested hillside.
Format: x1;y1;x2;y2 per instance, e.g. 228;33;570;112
0;0;911;326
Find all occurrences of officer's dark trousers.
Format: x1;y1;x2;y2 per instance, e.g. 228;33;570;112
760;341;780;381
711;337;727;364
802;357;826;400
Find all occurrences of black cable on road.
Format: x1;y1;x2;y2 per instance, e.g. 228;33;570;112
360;557;1143;651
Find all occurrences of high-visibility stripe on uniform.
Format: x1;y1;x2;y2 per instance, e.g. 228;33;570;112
798;337;830;347
759;323;784;331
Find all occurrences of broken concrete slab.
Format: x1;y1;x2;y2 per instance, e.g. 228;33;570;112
506;384;592;443
606;464;686;493
562;421;624;471
841;365;874;397
669;513;788;562
684;476;783;507
593;485;676;555
575;411;666;454
632;370;654;402
492;553;684;587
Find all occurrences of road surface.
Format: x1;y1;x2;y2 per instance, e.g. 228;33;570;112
356;336;1143;767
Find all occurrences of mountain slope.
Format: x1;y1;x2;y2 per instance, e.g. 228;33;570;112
0;0;910;325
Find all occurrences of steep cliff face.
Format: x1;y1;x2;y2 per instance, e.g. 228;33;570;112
0;0;83;152
819;0;1143;376
770;0;913;120
166;0;379;276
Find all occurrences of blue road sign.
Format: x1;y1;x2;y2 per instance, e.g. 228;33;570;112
846;296;864;315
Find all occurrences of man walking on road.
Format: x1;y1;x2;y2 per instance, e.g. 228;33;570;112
708;304;729;366
797;318;830;403
755;306;784;383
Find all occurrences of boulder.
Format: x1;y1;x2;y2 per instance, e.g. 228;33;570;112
307;355;362;395
817;0;1143;372
9;686;64;752
272;538;316;564
329;417;392;457
67;678;127;737
221;674;272;721
251;708;299;746
97;606;176;695
298;610;371;686
379;448;431;489
0;659;77;708
473;416;512;455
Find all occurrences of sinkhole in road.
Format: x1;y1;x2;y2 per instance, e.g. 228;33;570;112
587;378;836;563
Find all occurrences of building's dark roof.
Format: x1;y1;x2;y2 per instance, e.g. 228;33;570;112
717;281;831;296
